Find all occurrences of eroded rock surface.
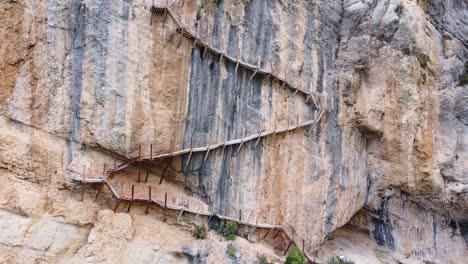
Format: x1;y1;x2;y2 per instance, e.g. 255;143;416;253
0;0;467;263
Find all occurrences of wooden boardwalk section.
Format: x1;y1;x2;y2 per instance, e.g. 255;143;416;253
151;3;320;110
104;108;325;174
77;177;315;263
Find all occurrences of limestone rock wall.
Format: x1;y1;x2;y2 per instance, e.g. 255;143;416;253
0;0;467;263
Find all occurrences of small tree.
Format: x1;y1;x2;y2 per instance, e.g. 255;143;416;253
193;225;207;239
285;248;306;264
217;220;237;240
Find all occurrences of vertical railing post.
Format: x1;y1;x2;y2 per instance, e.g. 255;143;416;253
127;185;134;212
145;144;152;183
163;193;168;222
145;186;152;214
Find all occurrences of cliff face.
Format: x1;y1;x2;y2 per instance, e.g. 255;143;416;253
0;0;467;263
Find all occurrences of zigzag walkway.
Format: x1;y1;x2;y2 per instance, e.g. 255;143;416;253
74;2;322;263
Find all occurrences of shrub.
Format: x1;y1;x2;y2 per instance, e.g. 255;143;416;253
213;0;222;7
258;255;269;264
226;245;237;257
193;225;207;239
327;256;355;264
285;248;306;264
395;4;404;17
217;220;237;240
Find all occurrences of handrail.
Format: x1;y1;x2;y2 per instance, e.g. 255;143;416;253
106;109;325;173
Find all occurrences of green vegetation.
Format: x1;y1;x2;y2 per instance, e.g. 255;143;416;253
226;245;237;257
395;3;404;17
284;248;306;264
193;225;207;239
327;256;355;264
213;0;222;7
417;53;430;69
216;220;237;240
258;255;269;264
459;62;468;86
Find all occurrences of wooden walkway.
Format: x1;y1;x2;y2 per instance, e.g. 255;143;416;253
75;2;324;263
